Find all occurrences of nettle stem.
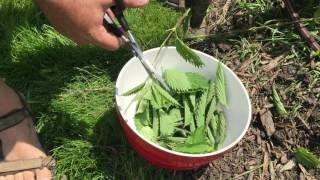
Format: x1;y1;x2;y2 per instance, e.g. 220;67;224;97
152;8;191;66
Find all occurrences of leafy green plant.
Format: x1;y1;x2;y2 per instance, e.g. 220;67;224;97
295;147;320;169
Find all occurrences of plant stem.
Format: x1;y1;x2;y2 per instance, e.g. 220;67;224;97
152;8;191;67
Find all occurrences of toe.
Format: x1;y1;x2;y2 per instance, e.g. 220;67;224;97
4;175;14;180
14;172;23;180
35;168;52;180
23;171;35;180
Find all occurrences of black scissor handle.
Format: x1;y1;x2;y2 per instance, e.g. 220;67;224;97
111;0;129;31
103;15;123;38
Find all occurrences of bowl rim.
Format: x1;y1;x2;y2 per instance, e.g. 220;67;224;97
115;46;252;157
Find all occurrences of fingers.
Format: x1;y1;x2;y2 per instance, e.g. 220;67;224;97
101;0;149;8
89;26;123;50
123;0;149;7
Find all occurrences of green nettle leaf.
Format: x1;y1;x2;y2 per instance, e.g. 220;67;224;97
185;72;209;90
159;110;180;136
135;112;149;131
152;109;159;137
135;100;151;128
136;99;149;114
216;112;226;144
207;126;216;146
195;91;207;128
173;143;214;154
215;62;227;107
210;114;218;137
140;126;156;142
121;81;146;96
164;69;192;92
206;80;216;104
175;37;204;67
169;108;183;121
134;81;152;101
150;83;178;110
166;136;187;143
190;117;196;132
295;147;320;169
153;83;180;107
164;69;209;93
173;127;214;153
206;96;217;127
183;96;193;127
272;85;288;117
189;93;196;111
185;126;207;144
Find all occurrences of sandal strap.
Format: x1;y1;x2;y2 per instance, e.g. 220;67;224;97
0;157;55;175
0;91;33;131
0;108;30;131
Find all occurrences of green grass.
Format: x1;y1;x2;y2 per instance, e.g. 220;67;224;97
0;0;181;179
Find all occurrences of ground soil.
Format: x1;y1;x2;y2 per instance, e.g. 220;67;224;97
177;0;320;179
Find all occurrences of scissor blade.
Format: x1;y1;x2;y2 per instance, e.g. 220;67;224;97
128;41;170;91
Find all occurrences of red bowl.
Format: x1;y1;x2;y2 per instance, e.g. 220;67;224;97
115;47;251;170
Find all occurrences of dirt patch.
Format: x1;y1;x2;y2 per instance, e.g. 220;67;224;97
181;0;320;179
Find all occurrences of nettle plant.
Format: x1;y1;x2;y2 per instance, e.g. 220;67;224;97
121;10;228;154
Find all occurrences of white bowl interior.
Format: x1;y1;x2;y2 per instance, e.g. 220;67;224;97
115;47;251;157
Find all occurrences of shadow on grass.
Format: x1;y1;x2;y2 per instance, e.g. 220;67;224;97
0;1;204;179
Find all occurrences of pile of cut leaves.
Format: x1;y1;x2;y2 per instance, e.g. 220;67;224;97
122;41;228;154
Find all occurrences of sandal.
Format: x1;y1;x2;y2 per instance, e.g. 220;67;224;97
166;0;186;8
0;91;56;177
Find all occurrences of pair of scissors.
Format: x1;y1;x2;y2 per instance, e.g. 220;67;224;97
103;0;170;90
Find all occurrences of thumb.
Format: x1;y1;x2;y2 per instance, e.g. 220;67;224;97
123;0;149;8
101;0;149;8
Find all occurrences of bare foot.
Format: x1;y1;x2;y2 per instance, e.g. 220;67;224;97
0;81;52;180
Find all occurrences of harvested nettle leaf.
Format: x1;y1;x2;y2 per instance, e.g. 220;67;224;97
206;80;215;105
195;91;208;128
183;95;193;127
151;82;180;109
295;147;320;169
121;81;146;96
134;100;151;131
216;62;227;108
164;69;208;92
140;126;156;142
173;127;214;154
272;84;288;117
164;69;192;92
206;94;217;127
185;72;209;90
216;112;226;145
152;109;159;137
159;110;181;136
175;36;204;67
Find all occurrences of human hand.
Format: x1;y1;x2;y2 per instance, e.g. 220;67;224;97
35;0;148;50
